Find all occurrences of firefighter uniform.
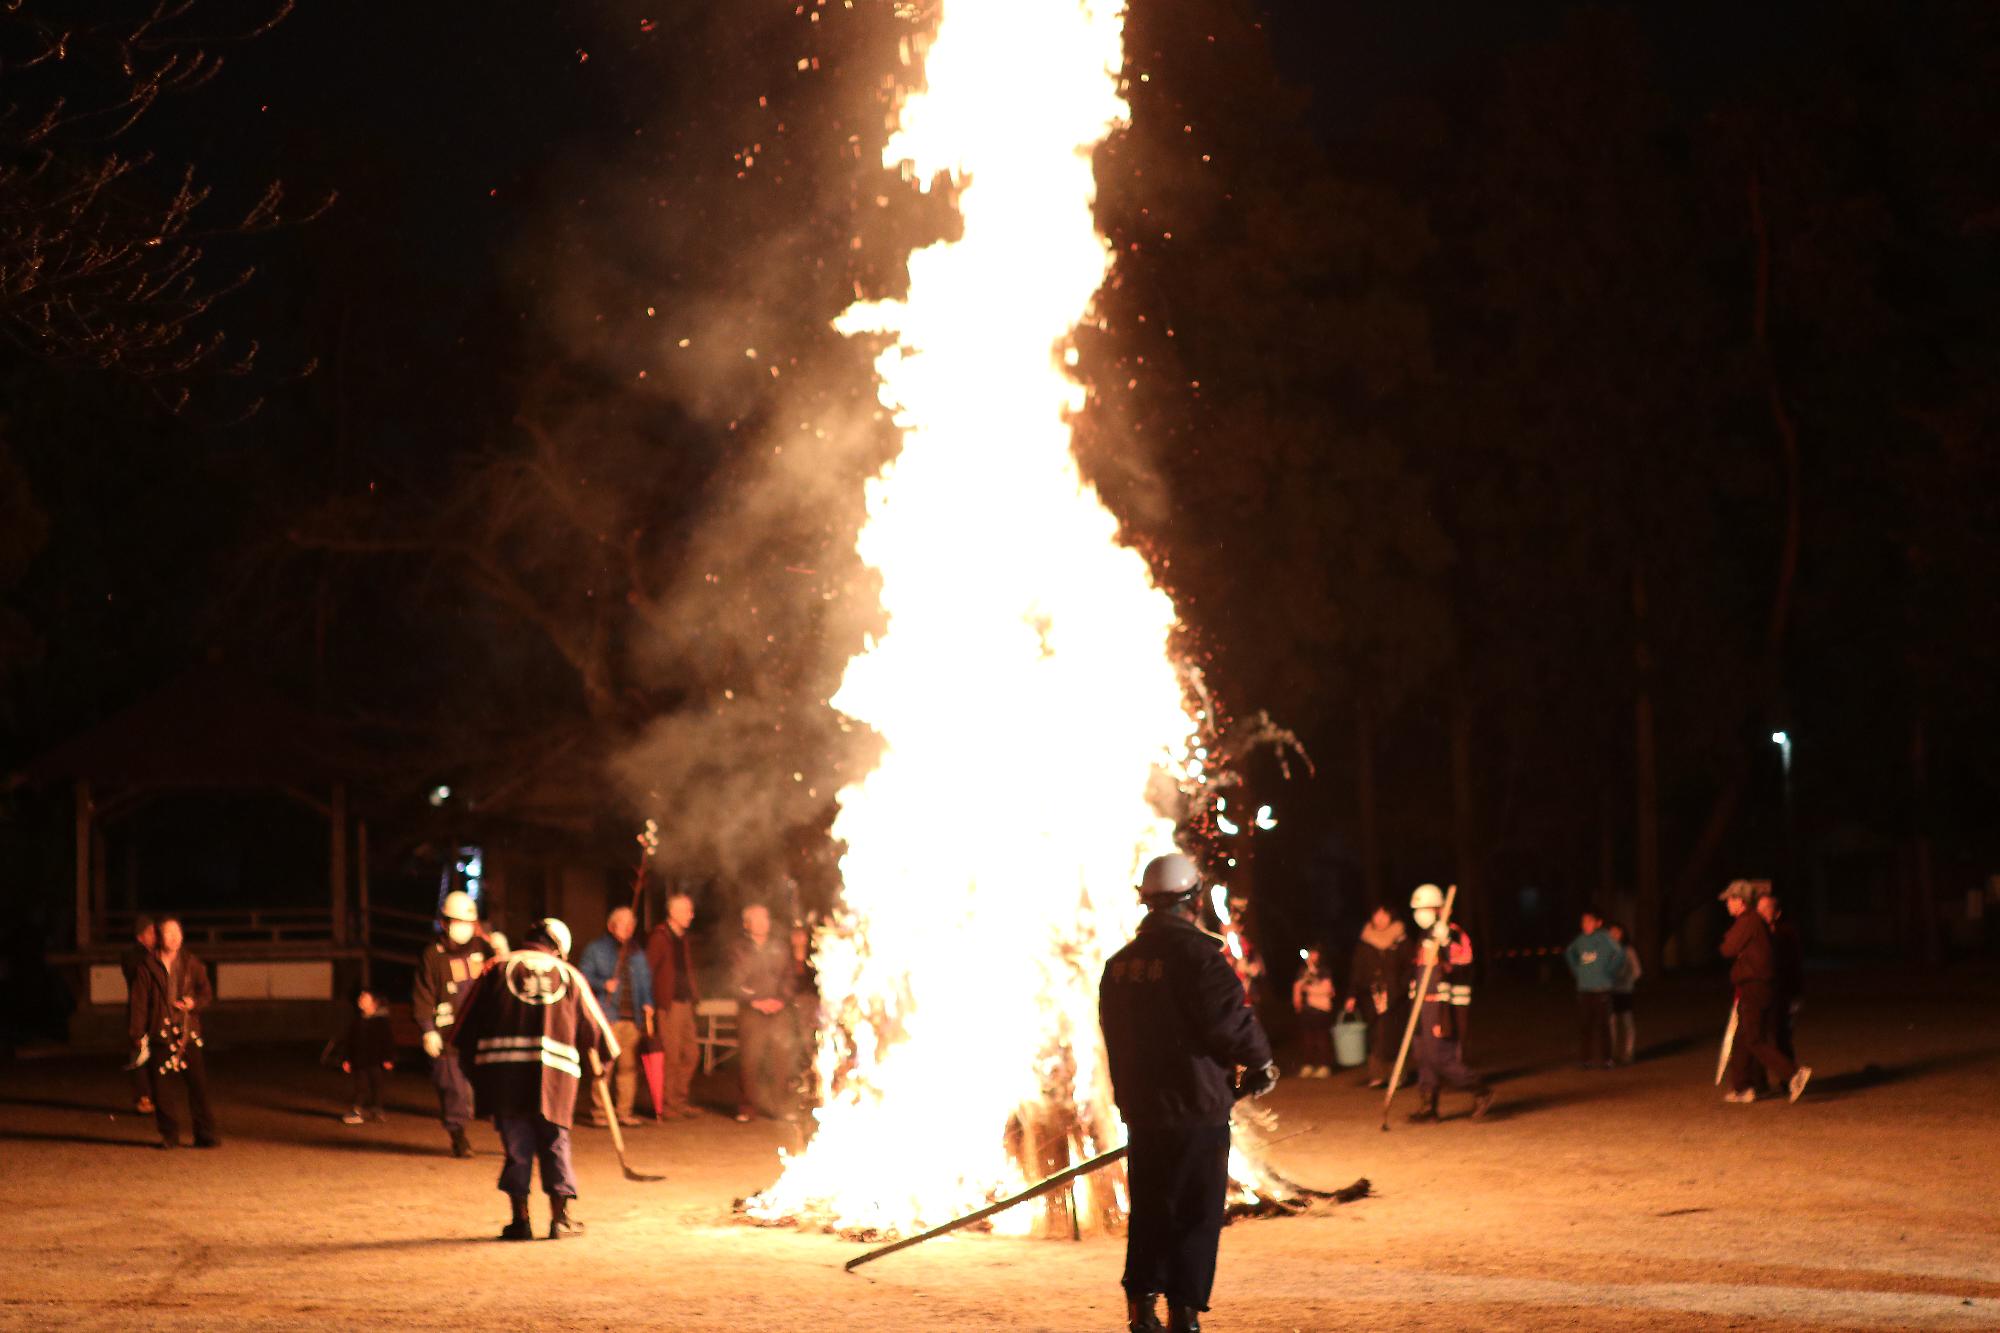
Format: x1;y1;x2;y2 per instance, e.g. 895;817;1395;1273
1101;906;1273;1329
1406;922;1491;1120
451;936;616;1238
413;932;493;1151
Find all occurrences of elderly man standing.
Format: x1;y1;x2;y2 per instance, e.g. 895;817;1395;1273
119;916;158;1114
643;892;702;1120
730;904;795;1123
578;906;652;1127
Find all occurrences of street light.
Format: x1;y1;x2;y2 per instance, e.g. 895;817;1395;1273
1771;731;1791;774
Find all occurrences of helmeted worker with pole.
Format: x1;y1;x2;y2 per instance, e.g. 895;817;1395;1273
413;889;498;1158
1100;853;1278;1333
1400;884;1492;1124
451;917;618;1239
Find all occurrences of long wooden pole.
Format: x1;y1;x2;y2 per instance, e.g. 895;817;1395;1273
844;1143;1129;1273
1379;884;1456;1131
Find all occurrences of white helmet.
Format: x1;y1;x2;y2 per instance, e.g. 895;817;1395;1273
1410;883;1445;931
1138;853;1201;905
528;917;572;960
441;890;479;923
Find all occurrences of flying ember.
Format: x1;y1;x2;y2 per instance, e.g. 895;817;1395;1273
745;0;1282;1237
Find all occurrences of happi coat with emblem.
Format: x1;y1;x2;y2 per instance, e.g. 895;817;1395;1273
451;945;619;1128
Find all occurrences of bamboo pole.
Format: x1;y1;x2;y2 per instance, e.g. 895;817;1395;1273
1379;884;1456;1131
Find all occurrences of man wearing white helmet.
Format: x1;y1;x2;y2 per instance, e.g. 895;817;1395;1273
451;917;618;1240
1101;853;1278;1333
1404;884;1492;1123
413;889;496;1158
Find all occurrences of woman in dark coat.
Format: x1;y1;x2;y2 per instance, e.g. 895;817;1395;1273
1344;907;1408;1087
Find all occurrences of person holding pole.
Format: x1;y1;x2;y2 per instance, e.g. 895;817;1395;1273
1718;881;1810;1103
413;890;496;1158
1403;884;1492;1123
1100;853;1278;1333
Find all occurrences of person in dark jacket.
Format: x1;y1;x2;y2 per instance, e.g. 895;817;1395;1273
643;892;703;1120
335;987;397;1124
1343;907;1407;1087
451;917;616;1240
1718;881;1810;1103
1757;891;1806;1063
1101;853;1277;1333
413;890;500;1158
127;916;220;1149
119;917;158;1114
1404;884;1492;1123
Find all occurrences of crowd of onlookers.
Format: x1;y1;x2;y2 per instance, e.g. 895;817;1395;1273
1274;884;1807;1102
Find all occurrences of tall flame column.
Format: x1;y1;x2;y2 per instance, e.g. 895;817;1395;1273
747;0;1196;1235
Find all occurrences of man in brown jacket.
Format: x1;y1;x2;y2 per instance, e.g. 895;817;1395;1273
1718;881;1811;1104
127;916;220;1149
644;892;703;1119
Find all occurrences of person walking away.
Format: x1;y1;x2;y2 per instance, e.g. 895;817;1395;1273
1290;948;1336;1078
1758;892;1805;1063
1344;907;1407;1088
451;918;615;1240
335;987;396;1124
119;917;158;1114
413;891;497;1158
1718;881;1811;1103
730;904;796;1122
1101;854;1278;1333
1405;884;1493;1123
1564;909;1624;1069
643;892;702;1120
1607;921;1642;1064
127;916;220;1149
578;907;653;1128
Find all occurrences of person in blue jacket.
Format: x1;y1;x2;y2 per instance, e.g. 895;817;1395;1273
576;907;653;1127
1564;909;1625;1069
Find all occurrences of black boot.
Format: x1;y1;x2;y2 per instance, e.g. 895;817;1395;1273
500;1194;533;1241
1407;1090;1440;1124
1126;1292;1164;1332
548;1194;584;1239
1167;1303;1202;1333
448;1126;474;1159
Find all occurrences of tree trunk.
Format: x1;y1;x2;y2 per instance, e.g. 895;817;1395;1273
1450;684;1485;955
1355;703;1384;908
1909;712;1940;966
1632;569;1661;974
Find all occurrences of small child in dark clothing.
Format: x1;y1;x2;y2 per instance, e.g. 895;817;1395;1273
336;989;396;1124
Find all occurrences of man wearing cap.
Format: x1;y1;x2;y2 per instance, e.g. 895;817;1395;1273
451;917;617;1240
1718;880;1811;1103
413;890;496;1157
1100;853;1278;1333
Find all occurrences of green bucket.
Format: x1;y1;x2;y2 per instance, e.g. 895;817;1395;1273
1333;1012;1369;1067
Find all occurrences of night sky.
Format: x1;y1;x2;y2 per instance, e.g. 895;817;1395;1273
3;0;1994;962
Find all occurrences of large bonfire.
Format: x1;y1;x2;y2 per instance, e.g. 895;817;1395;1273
745;0;1291;1238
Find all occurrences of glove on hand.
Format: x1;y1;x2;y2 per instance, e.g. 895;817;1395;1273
1239;1061;1280;1099
422;1031;444;1059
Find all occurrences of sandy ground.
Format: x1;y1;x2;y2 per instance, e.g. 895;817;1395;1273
3;967;1998;1331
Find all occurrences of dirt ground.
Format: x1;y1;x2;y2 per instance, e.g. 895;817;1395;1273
4;966;1998;1331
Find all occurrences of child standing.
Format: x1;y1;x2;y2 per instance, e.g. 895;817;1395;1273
1607;922;1643;1064
336;988;396;1124
1291;947;1337;1078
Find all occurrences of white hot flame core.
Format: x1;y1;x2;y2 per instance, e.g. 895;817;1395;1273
744;0;1198;1236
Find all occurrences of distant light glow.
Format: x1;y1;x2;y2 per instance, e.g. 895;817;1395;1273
428;784;452;807
1771;731;1789;747
1215;813;1241;836
1254;804;1276;831
1210;885;1230;923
